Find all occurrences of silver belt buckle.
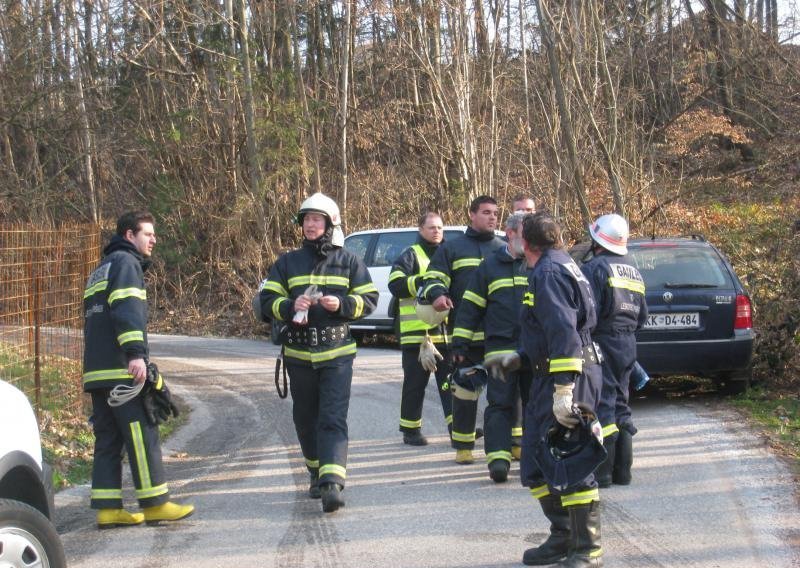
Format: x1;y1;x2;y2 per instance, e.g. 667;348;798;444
309;328;318;347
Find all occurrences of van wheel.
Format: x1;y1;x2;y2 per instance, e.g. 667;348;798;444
0;498;66;568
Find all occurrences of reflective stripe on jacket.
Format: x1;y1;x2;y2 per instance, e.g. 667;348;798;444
83;236;149;391
421;227;505;342
452;246;528;357
519;248;598;385
580;251;648;335
388;239;448;345
259;243;378;368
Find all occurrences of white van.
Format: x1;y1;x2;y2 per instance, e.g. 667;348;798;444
344;226;506;333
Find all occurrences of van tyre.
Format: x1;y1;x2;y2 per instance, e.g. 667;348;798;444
0;498;66;568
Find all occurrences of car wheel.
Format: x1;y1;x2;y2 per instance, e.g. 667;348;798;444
0;498;66;568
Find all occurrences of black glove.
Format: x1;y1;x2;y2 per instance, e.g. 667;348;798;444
143;363;179;425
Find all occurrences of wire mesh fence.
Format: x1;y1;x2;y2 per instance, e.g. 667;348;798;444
0;224;101;420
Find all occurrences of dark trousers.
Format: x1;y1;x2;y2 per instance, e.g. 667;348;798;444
287;361;352;487
451;346;484;450
485;369;531;463
399;346;452;432
520;363;603;495
596;333;636;431
89;389;170;510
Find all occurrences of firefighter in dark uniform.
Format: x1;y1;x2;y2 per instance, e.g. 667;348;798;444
454;213;530;482
421;196;505;464
486;213;605;567
388;211;452;446
580;214;648;487
259;193;378;513
83;211;194;528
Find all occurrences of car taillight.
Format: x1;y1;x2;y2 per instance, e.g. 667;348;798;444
734;294;752;329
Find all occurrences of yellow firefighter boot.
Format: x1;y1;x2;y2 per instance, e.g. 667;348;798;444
455;449;474;464
143;501;195;525
97;508;145;529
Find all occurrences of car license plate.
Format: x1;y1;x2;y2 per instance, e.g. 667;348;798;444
644;312;700;330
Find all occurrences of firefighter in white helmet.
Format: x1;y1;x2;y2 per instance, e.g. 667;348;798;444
258;192;378;513
580;213;648;488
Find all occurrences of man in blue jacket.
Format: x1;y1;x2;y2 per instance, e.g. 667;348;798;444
83;211;194;528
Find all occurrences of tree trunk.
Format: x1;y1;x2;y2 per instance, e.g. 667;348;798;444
535;0;591;224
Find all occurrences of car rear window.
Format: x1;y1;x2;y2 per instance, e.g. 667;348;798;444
629;245;733;289
373;233;418;267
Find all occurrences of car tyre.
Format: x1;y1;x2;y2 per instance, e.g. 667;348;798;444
0;498;66;568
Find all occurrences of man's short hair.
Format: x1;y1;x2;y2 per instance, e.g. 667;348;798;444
469;195;498;213
116;211;155;237
512;193;535;204
505;212;525;231
522;212;562;250
418;210;443;227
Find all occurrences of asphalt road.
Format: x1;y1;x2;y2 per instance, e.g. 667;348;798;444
56;334;800;567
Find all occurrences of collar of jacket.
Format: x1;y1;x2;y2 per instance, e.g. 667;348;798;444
496;245;520;264
103;235;151;271
416;235;440;257
465;226;497;242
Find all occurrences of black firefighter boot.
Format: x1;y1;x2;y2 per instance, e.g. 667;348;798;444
522;494;570;565
594;436;616;488
557;501;603;567
320;482;345;513
613;429;633;485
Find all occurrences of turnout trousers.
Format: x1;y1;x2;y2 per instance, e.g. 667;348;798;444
485;369;531;465
520;363;603;500
89;389;170;510
595;333;637;434
286;360;352;488
399;346;452;433
451;346;484;450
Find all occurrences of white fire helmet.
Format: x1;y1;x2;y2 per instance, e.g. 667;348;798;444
297;192;344;247
415;302;449;327
588;213;629;255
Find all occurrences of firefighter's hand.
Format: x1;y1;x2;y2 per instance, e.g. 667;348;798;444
319;295;340;312
553;383;579;428
128;358;147;384
294;295;313;312
418;335;443;373
432;295;453;311
484;352;521;382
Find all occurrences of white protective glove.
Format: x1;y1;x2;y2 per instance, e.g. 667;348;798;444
552;383;579;428
418;334;443;373
292;285;324;325
483;352;521;382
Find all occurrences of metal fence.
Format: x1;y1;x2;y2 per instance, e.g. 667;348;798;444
0;224;101;418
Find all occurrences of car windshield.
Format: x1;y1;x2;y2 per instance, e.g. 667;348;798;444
628;244;732;289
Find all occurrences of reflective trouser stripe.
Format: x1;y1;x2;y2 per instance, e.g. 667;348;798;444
602;423;619;438
305;458;320;469
129;421;152;490
452;430;475;443
136;483;168;500
319;464;346;479
91;488;123;500
511;426;523;437
561;488;600;507
400;417;422;429
530;484;550;500
486;450;512;464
